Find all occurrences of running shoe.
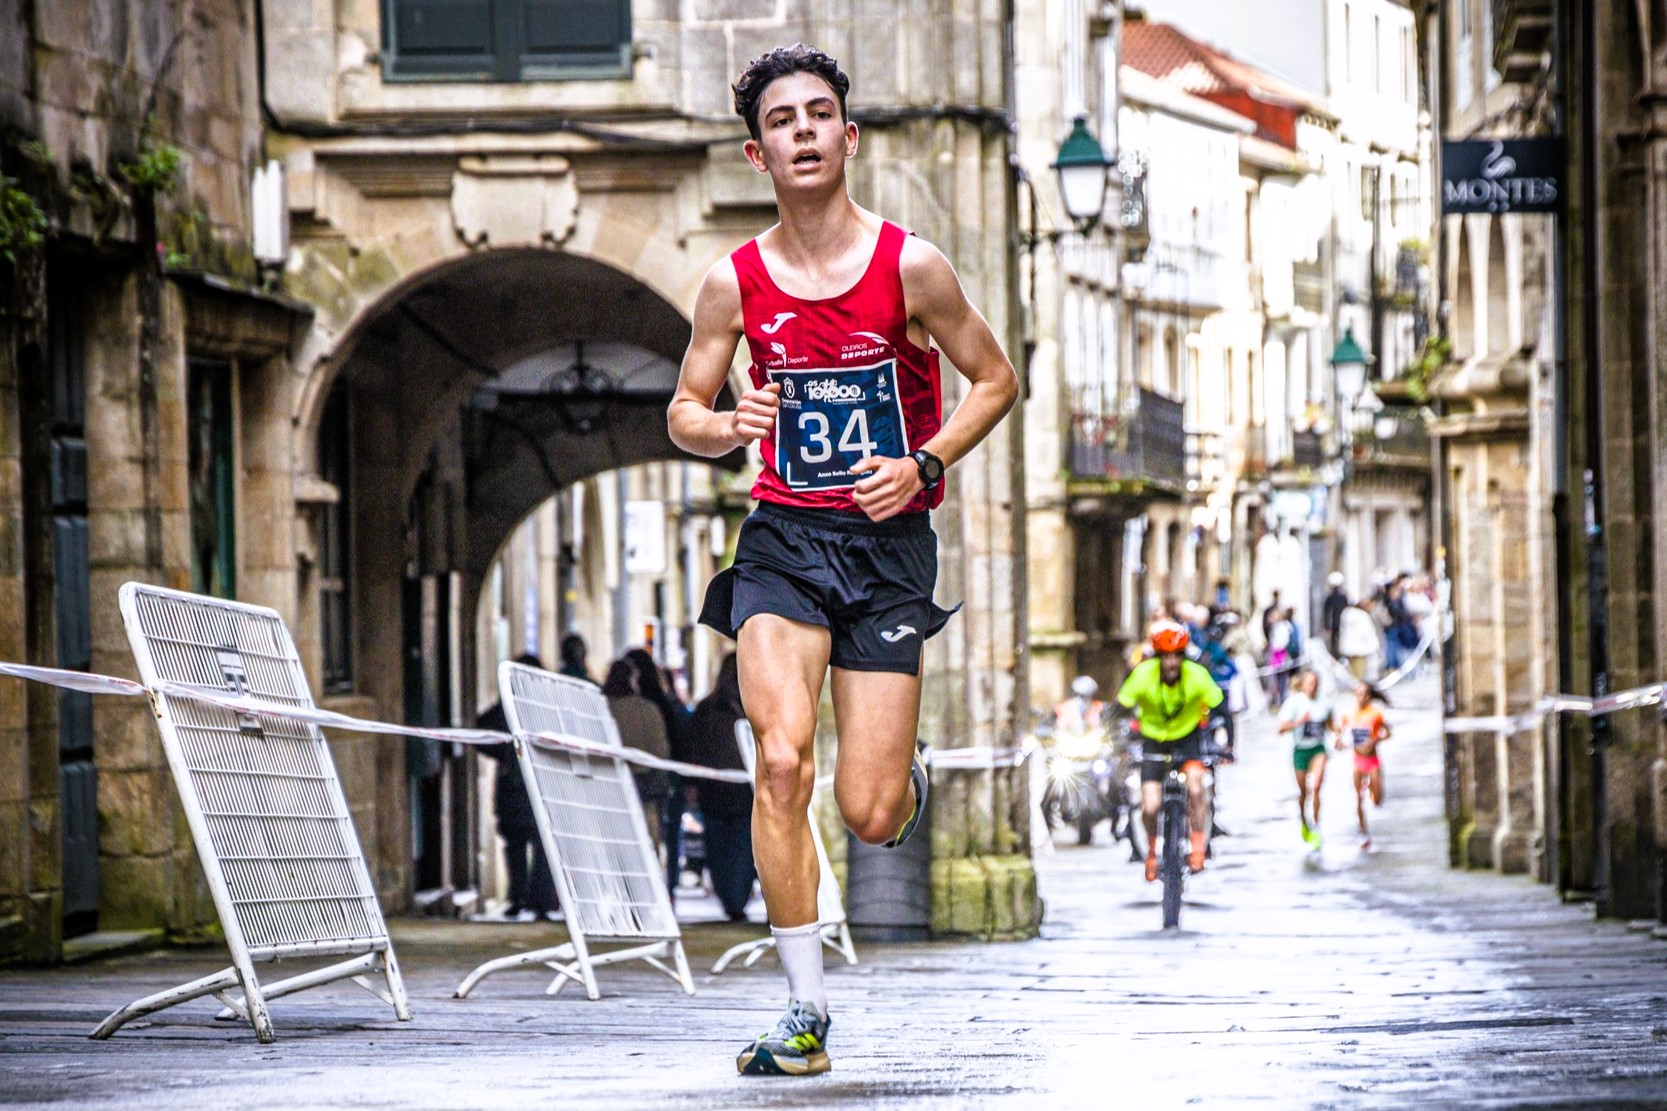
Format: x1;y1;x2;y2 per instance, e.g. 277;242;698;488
737;1000;832;1076
1304;826;1323;851
882;742;929;849
1144;848;1159;883
1188;830;1207;873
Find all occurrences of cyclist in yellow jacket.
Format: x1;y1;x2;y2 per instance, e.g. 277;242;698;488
1117;621;1226;880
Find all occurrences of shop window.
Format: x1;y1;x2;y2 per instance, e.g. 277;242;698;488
384;0;632;82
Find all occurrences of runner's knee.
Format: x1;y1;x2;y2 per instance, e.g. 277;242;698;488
845;810;898;846
755;733;814;809
838;785;908;845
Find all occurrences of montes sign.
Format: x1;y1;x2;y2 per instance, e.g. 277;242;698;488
1440;138;1562;215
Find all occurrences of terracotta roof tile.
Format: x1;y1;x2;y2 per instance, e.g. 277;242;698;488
1122;21;1323;112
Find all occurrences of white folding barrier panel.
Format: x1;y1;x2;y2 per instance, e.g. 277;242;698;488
712;720;857;974
94;583;409;1043
455;662;694;1001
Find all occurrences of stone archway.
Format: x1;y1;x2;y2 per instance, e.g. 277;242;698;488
294;246;743;904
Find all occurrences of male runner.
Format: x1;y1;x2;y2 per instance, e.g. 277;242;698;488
1116;621;1226;879
667;44;1018;1077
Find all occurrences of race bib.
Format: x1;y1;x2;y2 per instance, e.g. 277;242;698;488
1301;720;1327;744
1351;727;1372;749
772;361;910;490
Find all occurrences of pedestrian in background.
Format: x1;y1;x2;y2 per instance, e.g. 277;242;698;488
558;633;596;684
689;653;757;921
1260;589;1283;646
477;652;557;920
1383;575;1415;672
1267;608;1296;706
1322;572;1348;655
625;647;695;894
1338;599;1382;679
603;658;672;862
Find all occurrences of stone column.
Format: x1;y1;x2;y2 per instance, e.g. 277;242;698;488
1644;57;1667;927
0;307;63;962
1432;360;1537;874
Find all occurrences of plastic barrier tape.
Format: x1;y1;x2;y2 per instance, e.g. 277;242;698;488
0;663;1034;780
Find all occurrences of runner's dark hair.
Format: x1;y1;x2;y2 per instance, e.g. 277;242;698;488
732;44;850;141
1357;680;1390;707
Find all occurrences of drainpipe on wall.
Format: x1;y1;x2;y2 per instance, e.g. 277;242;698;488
1573;0;1612;907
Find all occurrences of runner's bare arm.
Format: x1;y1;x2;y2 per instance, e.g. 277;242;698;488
850;238;1019;520
667;259;782;458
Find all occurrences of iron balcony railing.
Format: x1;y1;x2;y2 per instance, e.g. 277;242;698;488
1290;428;1325;470
1355;408;1431;469
1069;385;1187;491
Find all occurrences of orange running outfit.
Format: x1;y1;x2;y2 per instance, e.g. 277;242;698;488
1339;704;1388;773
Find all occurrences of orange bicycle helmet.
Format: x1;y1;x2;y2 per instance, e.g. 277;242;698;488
1149;620;1190;654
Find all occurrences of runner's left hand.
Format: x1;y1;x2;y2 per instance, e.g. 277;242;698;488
851;456;923;522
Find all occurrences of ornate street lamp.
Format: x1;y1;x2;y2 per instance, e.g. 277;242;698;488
1329;327;1372;415
1052;116;1113;229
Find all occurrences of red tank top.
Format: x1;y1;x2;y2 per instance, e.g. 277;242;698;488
733;220;944;513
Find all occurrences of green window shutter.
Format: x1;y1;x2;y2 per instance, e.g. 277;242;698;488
386;0;630;81
521;0;632;75
387;0;498;78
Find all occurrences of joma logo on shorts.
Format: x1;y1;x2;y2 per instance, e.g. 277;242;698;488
805;380;864;402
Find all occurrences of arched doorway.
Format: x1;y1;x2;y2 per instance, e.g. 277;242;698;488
302;247;743;905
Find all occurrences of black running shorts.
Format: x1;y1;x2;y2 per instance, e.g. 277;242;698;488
1138;729;1205;783
698;502;959;675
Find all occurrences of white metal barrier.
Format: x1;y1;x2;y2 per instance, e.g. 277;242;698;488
93;584;410;1043
455;661;694;1001
712;720;857;974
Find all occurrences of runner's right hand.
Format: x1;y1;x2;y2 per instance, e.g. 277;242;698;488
730;382;781;446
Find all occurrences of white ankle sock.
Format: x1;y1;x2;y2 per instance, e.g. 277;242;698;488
771;922;827;1014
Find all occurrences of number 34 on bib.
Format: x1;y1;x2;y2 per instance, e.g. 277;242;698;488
771;361;910;491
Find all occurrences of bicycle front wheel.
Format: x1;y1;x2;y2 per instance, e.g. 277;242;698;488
1160;798;1186;929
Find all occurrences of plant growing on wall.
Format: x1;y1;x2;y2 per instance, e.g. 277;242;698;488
1401;334;1452;403
117;136;183;196
0;175;48;264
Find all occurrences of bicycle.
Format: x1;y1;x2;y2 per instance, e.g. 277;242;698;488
1140;743;1219;930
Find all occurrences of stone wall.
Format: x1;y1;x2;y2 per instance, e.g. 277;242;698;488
0;0;279;961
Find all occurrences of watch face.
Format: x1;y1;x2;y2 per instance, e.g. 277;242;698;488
916;452;943;484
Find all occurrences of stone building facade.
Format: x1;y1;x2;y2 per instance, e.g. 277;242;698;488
1424;0;1667;921
2;0;1038;964
0;0;304;962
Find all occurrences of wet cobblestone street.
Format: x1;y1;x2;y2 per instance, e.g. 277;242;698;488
4;675;1666;1109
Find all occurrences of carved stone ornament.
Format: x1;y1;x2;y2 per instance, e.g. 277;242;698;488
450;155;578;248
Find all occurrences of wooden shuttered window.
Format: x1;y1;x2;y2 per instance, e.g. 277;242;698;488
385;0;631;81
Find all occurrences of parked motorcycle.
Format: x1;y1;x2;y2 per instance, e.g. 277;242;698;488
1040;723;1121;845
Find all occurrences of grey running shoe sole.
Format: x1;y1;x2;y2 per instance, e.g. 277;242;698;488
737;1045;831;1076
883;743;929;849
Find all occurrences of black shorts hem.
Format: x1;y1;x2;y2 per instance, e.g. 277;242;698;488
696;507;959;674
1138;730;1205;782
828;656;923;677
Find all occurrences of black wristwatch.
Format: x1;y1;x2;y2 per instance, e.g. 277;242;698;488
911;449;945;490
